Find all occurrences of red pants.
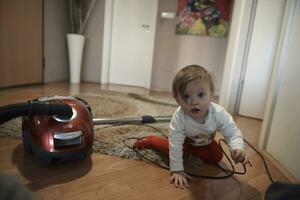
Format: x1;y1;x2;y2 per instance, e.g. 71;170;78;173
133;135;223;164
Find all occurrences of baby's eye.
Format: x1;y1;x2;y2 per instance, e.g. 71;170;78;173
198;92;205;98
183;94;189;100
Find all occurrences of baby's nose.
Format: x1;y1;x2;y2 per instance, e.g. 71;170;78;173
190;98;198;105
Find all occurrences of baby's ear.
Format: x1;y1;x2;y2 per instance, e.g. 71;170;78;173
174;97;180;105
173;95;181;105
210;93;218;102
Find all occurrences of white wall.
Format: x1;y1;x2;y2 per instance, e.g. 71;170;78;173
42;0;232;95
151;0;229;94
263;0;300;179
219;0;254;113
226;0;254;114
44;0;69;82
44;0;229;92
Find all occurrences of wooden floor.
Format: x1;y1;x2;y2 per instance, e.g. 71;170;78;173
0;82;289;200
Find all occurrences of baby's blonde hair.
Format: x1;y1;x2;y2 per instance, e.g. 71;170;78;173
172;65;215;99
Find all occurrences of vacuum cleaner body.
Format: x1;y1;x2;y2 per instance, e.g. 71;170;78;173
22;96;94;163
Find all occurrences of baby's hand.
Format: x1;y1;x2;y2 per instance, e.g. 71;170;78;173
170;171;192;189
231;149;252;167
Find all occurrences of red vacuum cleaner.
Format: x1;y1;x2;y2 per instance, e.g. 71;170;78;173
0;95;170;164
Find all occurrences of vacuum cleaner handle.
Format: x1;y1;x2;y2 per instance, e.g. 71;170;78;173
0;101;73;125
93;115;172;125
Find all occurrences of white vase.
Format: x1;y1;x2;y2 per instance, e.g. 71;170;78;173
67;33;85;83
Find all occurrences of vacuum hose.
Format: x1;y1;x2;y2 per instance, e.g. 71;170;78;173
0;101;73;125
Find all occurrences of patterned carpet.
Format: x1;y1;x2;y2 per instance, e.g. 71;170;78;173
0;90;177;166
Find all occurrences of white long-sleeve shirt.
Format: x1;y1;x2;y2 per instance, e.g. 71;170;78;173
169;102;244;172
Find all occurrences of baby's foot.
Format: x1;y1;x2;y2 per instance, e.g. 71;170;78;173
133;136;154;149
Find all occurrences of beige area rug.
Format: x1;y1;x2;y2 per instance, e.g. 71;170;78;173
0;90;178;166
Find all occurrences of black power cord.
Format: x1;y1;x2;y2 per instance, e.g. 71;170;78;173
243;139;274;183
119;123;246;179
98;123;274;182
123;137;246;179
123;124;274;182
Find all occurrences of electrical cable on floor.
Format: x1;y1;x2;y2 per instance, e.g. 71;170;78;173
99;123;274;182
117;123;245;179
123;137;246;179
243;138;274;183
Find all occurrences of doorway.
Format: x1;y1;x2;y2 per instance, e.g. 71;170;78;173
237;0;287;119
102;0;158;89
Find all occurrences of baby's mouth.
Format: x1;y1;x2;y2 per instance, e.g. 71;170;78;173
191;108;200;114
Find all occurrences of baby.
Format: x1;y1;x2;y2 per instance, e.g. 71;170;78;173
133;65;251;188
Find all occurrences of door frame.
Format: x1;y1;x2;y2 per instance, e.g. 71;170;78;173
258;0;296;149
101;0;113;84
233;0;257;115
219;0;295;149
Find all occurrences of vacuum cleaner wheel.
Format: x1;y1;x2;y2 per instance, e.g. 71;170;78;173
22;118;32;153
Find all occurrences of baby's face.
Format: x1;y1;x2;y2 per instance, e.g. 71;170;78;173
175;79;212;123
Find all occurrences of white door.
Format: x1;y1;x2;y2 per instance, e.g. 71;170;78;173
108;0;158;88
238;0;286;119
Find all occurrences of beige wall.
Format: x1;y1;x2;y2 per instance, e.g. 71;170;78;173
44;0;69;82
151;0;229;94
44;0;104;83
81;0;105;83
